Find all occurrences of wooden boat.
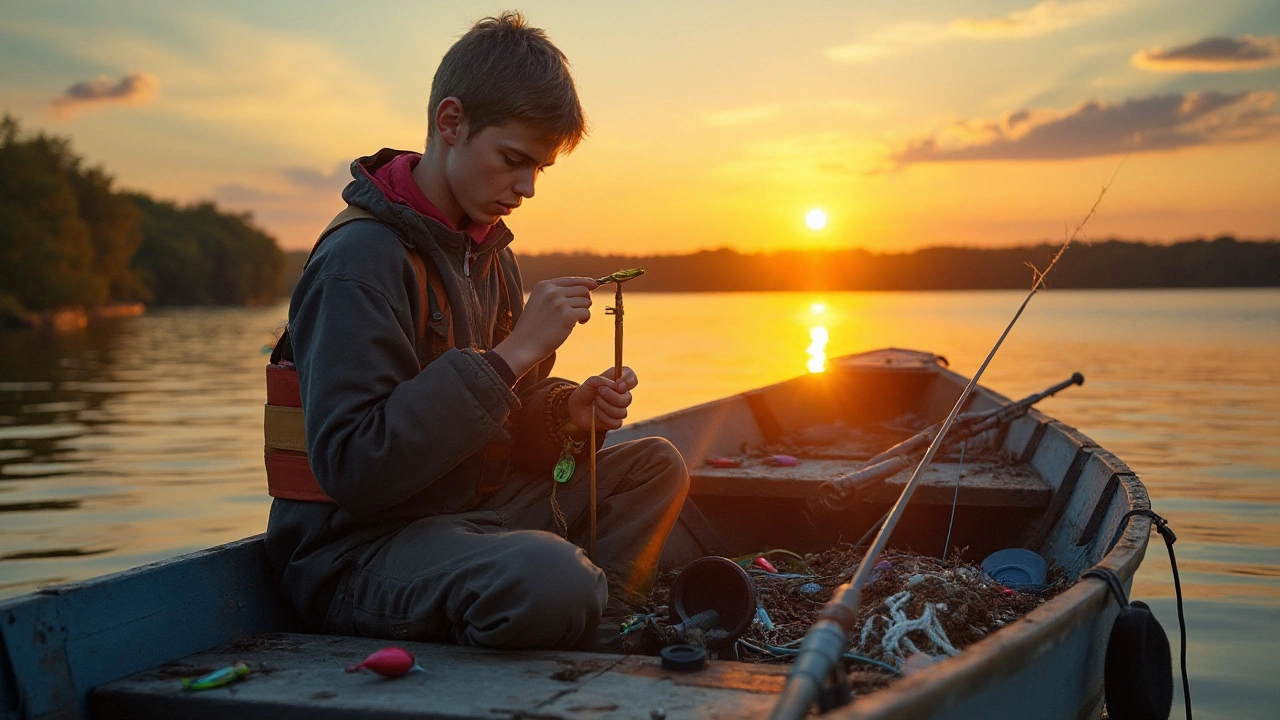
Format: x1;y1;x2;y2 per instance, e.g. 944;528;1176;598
0;348;1153;719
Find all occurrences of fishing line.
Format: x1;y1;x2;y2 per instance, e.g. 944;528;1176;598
942;441;966;560
851;510;889;555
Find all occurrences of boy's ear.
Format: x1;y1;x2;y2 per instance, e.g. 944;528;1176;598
434;97;466;145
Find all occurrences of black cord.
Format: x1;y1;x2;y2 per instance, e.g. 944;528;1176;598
1081;567;1129;610
1106;509;1192;720
942;441;966;560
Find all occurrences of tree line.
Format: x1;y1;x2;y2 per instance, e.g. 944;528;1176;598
512;237;1279;292
0;116;284;319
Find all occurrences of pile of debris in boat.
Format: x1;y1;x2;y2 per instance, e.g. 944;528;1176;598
632;545;1071;694
754;414;928;461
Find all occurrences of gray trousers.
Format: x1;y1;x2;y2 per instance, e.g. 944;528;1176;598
322;437;689;649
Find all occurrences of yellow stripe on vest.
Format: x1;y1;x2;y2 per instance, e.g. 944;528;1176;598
264;404;307;452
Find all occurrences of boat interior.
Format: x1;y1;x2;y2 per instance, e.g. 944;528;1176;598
643;348;1136;582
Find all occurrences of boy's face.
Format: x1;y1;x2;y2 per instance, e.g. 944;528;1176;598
445;120;559;228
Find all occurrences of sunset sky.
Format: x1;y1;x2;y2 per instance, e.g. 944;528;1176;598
2;0;1278;254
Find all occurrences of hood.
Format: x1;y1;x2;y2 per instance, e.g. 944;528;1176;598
342;148;515;262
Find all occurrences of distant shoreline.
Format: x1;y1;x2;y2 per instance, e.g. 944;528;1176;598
290;236;1280;293
518;237;1280;292
0;303;145;332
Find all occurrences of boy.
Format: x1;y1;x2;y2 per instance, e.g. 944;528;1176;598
264;12;688;650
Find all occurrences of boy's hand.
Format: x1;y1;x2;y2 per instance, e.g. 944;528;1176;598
567;367;637;433
492;277;597;377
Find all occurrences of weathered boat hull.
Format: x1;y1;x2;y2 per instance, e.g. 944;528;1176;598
0;349;1152;719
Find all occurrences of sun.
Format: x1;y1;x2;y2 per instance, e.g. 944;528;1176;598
805;209;827;231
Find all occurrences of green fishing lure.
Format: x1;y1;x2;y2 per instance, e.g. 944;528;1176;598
594;268;646;285
182;662;251;691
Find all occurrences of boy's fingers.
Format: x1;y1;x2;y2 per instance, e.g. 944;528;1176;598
596;387;632;409
618;367;638;390
598;366;637;391
595;398;628;419
551;276;599;290
593;406;626;427
560;286;593;299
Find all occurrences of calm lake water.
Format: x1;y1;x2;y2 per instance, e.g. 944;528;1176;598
1;289;1277;718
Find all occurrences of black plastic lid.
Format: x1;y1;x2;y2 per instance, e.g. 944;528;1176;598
660;644;708;672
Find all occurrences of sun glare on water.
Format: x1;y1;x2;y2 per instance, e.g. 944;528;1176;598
806;300;828;373
805;209;827;231
807;326;828;373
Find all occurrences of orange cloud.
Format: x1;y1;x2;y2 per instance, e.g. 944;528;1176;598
950;0;1121;39
48;72;160;119
1133;35;1280;73
826;0;1125;63
891;91;1280;165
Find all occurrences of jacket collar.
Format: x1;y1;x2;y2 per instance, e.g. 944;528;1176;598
342;149;515;262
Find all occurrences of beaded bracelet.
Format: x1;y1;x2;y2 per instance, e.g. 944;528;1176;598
543;383;578;444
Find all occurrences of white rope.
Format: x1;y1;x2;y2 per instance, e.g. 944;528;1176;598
859;614;880;650
861;590;960;666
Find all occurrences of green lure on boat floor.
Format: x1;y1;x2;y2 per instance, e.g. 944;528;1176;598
182;662;250;691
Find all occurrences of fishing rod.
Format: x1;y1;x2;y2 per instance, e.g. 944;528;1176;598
815;372;1084;512
768;174;1118;720
587;268;645;561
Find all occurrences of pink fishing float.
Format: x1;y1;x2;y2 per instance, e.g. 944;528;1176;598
752;556;779;573
345;646;421;678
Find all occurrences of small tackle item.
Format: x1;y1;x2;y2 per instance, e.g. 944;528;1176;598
764;454;799;467
594;268;646;285
706;456;742;469
751;556;779;573
660;644;708;672
345;646;423;678
182;662;251;691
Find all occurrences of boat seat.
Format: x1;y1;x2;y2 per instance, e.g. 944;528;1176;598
91;633;786;719
689;458;1051;508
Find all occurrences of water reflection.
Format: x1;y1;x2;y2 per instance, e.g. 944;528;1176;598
0;305;287;597
807;326;828;373
0;290;1276;720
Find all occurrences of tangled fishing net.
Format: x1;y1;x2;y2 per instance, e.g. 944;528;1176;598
638;546;1070;694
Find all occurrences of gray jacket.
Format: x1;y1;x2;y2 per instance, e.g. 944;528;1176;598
265;148;577;625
